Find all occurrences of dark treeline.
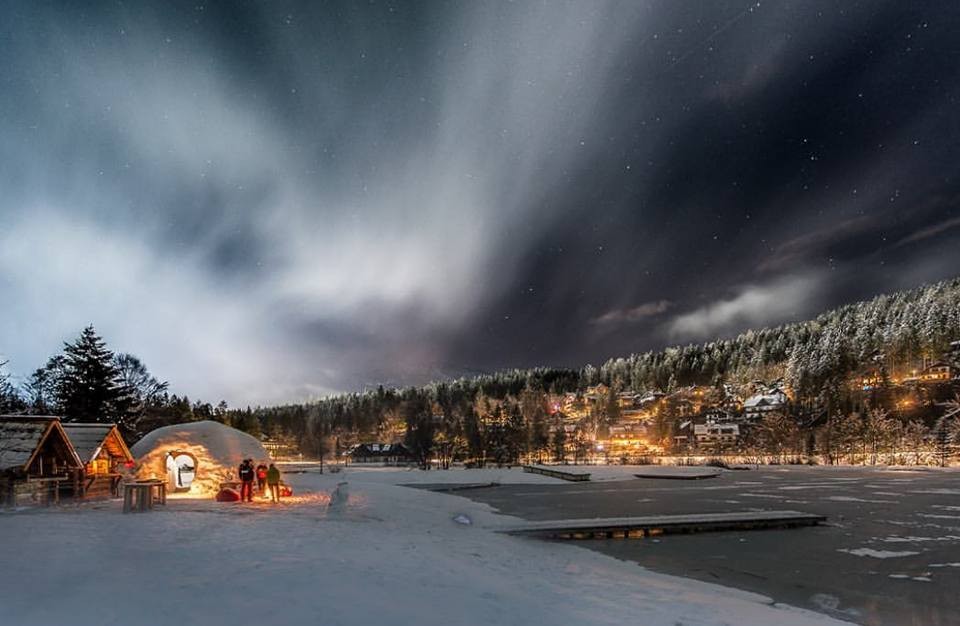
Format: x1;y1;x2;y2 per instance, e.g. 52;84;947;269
2;278;959;462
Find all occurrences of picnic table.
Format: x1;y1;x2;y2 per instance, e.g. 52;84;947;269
122;479;167;513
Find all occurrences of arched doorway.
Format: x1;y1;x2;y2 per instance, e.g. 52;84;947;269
165;451;198;492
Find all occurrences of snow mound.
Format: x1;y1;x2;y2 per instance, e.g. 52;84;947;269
131;421;270;496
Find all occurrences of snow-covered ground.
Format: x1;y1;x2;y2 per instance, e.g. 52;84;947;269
0;466;852;626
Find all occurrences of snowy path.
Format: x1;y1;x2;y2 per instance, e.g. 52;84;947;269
0;467;851;626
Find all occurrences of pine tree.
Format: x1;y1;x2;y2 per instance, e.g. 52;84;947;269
0;360;25;413
552;418;567;463
22;361;60;414
403;392;435;470
505;402;529;465
59;326;125;425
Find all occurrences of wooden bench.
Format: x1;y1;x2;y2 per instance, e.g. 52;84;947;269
522;465;591;482
122;480;167;513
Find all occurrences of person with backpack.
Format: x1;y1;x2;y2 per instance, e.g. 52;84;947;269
255;463;268;496
267;463;282;503
238;459;255;502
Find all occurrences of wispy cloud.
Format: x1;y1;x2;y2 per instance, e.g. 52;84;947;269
0;2;649;403
757;216;876;273
591;300;673;326
668;274;821;340
894;216;960;248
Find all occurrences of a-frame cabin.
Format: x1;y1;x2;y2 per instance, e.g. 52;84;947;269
62;423;134;499
0;416;83;506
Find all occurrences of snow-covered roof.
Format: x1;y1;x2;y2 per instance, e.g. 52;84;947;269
351;442;412;457
62;423;133;464
743;390;787;409
0;416;82;472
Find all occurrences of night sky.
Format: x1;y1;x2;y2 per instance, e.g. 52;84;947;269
1;1;959;405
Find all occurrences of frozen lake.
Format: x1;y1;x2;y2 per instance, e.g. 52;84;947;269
452;465;960;626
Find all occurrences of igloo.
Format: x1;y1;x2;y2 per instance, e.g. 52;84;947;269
131;421;271;496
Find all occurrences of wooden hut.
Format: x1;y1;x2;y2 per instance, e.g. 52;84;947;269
62;423;134;499
0;416;83;506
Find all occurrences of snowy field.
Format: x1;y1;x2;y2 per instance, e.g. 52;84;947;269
0;466;852;626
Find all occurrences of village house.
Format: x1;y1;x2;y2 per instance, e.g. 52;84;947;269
743;389;788;419
0;416;83;506
703;408;736;423
919;361;954;383
672;419;740;451
347;442;415;465
583;384;609;403
693;422;740;450
62;423;134;499
261;435;302;461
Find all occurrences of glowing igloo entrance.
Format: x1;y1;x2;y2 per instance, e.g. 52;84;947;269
165;451;198;492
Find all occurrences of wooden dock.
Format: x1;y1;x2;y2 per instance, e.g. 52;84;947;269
522;465;591;482
633;470;720;480
420;482;502;492
498;510;826;540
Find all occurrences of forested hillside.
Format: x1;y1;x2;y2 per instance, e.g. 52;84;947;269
2;278;959;463
595;277;960;396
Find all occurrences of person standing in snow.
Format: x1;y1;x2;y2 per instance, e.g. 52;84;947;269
255;462;268;496
267;463;282;503
238;458;255;502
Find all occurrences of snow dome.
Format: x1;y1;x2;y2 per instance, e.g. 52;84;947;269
131;421;270;496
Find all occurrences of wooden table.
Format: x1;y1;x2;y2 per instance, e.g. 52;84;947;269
122;480;167;513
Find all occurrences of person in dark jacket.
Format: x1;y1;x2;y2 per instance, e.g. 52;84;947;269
238;459;255;502
266;463;282;503
255;463;268;496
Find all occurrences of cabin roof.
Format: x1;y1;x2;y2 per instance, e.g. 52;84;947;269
62;423;133;464
0;416;83;472
349;442;412;457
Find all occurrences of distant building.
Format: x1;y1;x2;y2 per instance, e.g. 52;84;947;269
919;362;953;383
261;437;301;461
347;442;414;465
694;422;740;448
673;418;740;450
743;390;788;418
703;409;733;423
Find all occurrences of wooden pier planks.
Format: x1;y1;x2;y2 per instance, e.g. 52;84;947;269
498;510;826;539
522;465;591;481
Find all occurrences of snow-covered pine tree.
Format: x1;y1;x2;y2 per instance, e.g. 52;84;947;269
59;325;126;425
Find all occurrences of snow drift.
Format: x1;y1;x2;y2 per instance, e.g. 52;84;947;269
131;420;270;496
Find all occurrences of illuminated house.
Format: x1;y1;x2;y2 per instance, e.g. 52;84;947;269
693;422;740;449
0;416;83;506
919;362;953;383
673;420;740;450
743;390;788;419
62;423;134;499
